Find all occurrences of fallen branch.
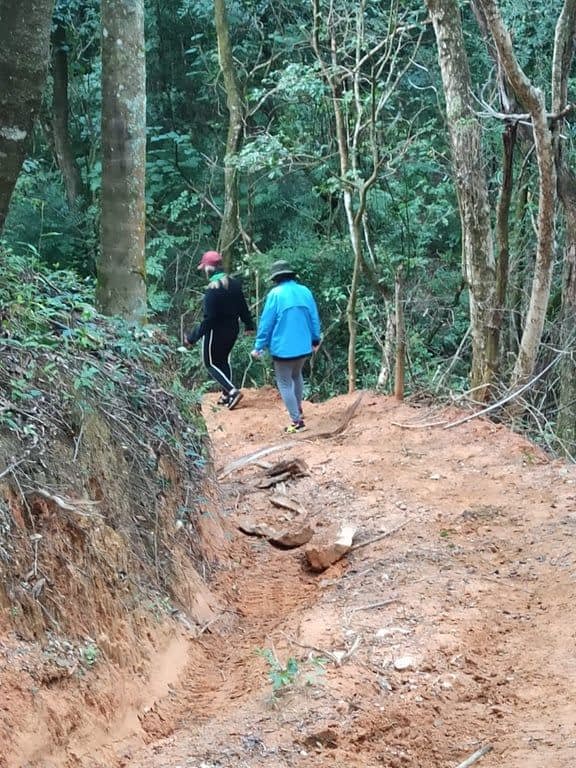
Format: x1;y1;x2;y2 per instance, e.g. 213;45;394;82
281;631;362;666
257;471;294;489
0;455;29;480
308;392;365;439
442;352;563;430
218;442;298;479
350;521;407;552
391;419;448;429
454;744;493;768
29;488;103;517
351;598;399;612
270;493;306;516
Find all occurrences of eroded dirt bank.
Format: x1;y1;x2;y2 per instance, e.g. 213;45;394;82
12;389;576;767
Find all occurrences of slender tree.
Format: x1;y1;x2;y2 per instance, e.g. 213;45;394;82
476;0;557;389
312;0;419;392
214;0;243;269
97;0;147;321
426;0;498;400
0;0;55;232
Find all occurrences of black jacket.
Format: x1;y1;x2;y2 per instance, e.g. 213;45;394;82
187;275;254;344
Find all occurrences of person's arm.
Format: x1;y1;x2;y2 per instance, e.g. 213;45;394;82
186;290;218;344
253;292;276;352
307;289;322;348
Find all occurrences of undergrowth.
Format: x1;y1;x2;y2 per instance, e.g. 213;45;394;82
0;244;213;636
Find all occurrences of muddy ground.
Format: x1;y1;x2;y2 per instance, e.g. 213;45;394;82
9;388;576;767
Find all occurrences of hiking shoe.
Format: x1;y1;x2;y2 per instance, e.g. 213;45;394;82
227;389;243;410
217;394;230;406
285;420;305;433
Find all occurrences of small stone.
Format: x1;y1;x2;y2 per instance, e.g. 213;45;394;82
394;655;415;671
376;626;410;639
377;676;392;692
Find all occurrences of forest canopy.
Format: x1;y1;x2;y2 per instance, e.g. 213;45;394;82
0;0;574;458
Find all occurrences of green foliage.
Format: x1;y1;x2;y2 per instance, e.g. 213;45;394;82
256;646;327;700
81;642;99;668
6;0;572;425
257;648;300;693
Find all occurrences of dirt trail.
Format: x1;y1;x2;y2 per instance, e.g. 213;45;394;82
72;390;576;766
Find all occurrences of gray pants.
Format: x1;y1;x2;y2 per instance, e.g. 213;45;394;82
274;356;307;422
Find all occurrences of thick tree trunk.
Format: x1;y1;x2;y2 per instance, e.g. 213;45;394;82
557;169;576;455
214;0;243;270
552;0;576;453
426;0;497;399
52;21;84;208
477;0;557;388
97;0;147;322
0;0;55;232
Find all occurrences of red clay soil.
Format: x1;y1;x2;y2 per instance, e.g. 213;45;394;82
7;388;576;767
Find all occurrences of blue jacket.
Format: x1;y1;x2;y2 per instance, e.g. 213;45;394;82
254;280;321;359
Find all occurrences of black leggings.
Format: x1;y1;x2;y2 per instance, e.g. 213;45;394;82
202;326;238;394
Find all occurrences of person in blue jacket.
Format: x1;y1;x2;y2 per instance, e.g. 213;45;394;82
251;260;322;433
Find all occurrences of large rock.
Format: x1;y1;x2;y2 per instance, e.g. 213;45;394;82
238;519;313;548
305;524;356;571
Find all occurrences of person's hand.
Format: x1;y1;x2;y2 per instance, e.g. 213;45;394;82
244;329;255;336
312;341;321;353
251;349;263;359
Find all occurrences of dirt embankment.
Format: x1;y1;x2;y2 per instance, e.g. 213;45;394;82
4;387;576;768
0;360;228;768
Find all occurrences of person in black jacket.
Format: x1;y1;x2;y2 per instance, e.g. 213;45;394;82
186;250;254;409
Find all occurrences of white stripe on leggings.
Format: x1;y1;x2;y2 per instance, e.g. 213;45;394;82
207;329;235;391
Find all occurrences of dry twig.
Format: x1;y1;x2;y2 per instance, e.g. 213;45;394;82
350;521;407;552
454;744;493;768
351;598;399;612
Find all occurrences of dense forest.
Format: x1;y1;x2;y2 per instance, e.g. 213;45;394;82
0;0;575;458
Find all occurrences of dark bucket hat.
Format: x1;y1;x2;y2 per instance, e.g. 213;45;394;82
269;260;296;281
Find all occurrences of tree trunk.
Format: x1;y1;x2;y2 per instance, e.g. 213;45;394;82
97;0;147;322
557;168;576;455
345;215;362;394
552;0;576;454
494;123;516;360
52;20;84;208
0;0;55;232
426;0;497;400
477;0;557;388
214;0;243;270
394;267;405;400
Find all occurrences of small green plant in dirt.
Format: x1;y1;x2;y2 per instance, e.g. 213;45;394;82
81;642;99;668
257;648;300;695
256;648;327;699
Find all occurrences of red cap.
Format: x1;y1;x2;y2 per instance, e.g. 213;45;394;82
197;250;222;270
